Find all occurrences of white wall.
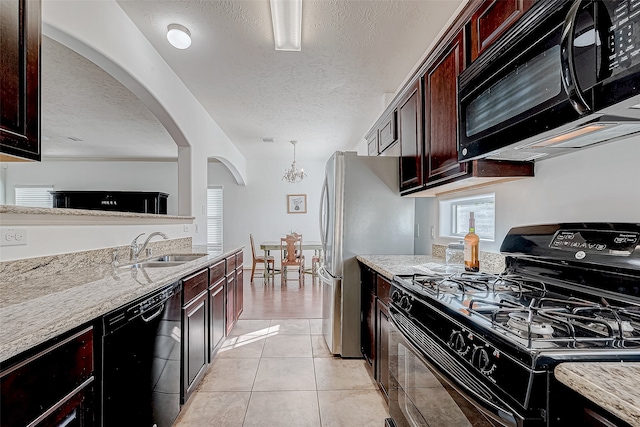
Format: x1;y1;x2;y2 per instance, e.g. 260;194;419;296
416;135;640;254
208;157;327;264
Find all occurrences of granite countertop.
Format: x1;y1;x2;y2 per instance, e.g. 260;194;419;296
356;252;505;279
356;254;444;280
555;362;640;425
0;245;243;363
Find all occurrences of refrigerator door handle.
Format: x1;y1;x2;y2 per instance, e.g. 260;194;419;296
319;176;329;254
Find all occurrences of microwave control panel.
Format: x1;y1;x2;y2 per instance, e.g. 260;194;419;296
609;0;640;70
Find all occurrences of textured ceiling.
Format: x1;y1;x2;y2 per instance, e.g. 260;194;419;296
42;0;464;162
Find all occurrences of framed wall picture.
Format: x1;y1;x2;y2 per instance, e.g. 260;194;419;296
287;194;307;214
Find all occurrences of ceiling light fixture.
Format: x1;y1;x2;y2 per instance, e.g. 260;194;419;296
270;0;302;51
282;140;306;183
167;24;192;49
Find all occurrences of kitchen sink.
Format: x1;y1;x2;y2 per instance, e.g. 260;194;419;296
152;254;207;262
119;253;208;270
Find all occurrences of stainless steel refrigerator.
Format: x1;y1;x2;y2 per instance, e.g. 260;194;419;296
318;152;415;357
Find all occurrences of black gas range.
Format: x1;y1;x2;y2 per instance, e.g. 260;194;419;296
387;223;640;427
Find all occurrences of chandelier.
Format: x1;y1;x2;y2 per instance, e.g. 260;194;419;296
282;140;307;183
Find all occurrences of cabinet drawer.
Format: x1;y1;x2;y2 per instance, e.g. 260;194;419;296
209;260;225;285
236;251;243;267
183;269;208;304
377;276;392;305
0;327;94;427
226;255;236;272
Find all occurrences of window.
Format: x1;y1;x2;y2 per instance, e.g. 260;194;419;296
439;194;495;241
15;186;54;208
207;186;223;252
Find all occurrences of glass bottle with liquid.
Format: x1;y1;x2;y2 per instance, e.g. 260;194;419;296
464;212;480;272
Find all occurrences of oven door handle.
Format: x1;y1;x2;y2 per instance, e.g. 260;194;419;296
560;0;591;115
389;314;520;427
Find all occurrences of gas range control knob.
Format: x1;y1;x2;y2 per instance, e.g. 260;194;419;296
448;331;470;356
472;346;497;376
400;295;412;310
391;290;402;303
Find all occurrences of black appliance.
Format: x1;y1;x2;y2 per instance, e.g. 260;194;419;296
51;191;169;215
102;281;182;427
458;0;640;163
387;223;640;427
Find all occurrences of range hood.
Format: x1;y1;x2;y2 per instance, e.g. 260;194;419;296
483;92;640;163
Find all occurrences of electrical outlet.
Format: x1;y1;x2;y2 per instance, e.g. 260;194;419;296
1;228;28;246
183;225;189;232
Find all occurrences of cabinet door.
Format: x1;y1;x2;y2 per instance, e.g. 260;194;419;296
398;80;423;192
209;279;225;360
235;268;243;320
376;300;390;401
425;30;468;184
366;131;378;156
360;266;376;372
226;273;236;335
470;0;534;62
0;327;94;427
378;111;397;153
183;291;208;403
0;0;41;161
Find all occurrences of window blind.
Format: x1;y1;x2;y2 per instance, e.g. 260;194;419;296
15;186;54;208
207;187;223;251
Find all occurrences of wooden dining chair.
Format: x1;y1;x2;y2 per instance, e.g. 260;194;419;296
250;234;274;283
280;234;305;285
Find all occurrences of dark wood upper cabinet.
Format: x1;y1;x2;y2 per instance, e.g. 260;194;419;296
366;130;378;156
378;111;397;153
0;0;41;161
425;30;467;184
469;0;534;62
398;80;423;192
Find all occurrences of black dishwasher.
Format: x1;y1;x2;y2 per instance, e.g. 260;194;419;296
101;281;182;427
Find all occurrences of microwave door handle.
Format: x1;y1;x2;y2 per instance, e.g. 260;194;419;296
561;0;592;115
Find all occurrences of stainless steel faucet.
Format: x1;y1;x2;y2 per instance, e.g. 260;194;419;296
130;232;169;260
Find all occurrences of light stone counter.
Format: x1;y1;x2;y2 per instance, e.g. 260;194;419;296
554;362;640;426
357;250;505;280
0;245;243;363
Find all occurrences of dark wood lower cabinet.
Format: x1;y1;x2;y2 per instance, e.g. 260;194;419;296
181;269;209;403
359;262;391;401
209;278;226;360
0;326;95;427
235;268;244;320
226;272;236;335
376;300;390;400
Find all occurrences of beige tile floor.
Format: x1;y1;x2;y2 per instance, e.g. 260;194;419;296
174;272;389;427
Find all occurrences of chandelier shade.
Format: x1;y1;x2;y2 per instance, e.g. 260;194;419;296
282;140;307;183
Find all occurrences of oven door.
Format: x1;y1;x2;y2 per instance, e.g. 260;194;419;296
388;310;522;427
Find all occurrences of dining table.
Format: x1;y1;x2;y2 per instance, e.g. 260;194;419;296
259;240;322;277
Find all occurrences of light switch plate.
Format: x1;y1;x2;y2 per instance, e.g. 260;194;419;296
1;228;28;246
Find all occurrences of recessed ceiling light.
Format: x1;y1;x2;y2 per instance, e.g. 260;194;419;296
270;0;302;51
167;24;192;49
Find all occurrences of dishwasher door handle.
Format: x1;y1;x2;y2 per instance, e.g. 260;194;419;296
141;303;165;322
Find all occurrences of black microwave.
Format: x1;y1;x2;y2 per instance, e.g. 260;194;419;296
458;0;640;162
